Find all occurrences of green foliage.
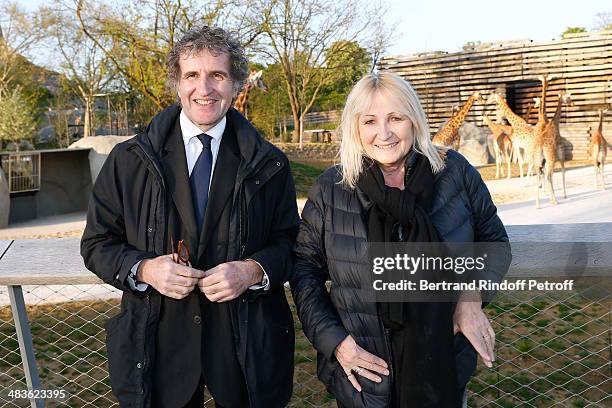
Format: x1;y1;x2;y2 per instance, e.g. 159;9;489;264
562;27;587;37
248;41;369;140
315;41;370;111
0;85;37;150
248;63;291;141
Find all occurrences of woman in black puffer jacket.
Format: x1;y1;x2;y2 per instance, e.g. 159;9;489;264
290;72;511;408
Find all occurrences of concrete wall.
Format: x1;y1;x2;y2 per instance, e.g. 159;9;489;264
0;168;9;228
69;135;134;184
7;149;93;224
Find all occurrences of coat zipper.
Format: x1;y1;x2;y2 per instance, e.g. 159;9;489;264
383;328;395;406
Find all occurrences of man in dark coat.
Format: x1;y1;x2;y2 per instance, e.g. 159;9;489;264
81;26;299;408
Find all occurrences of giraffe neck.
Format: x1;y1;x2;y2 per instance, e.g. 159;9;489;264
550;97;564;126
525;102;534;123
597;111;604;135
497;97;528;129
436;94;478;140
234;83;253;114
538;76;548;123
453;94;478;125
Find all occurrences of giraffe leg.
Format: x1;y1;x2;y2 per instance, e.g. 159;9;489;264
535;168;541;209
506;146;512;179
494;144;501;179
547;161;557;205
601;157;606;190
560;158;566;199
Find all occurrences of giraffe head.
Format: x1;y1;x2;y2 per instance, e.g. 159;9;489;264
559;92;573;106
485;91;503;106
473;91;486;103
246;70;268;93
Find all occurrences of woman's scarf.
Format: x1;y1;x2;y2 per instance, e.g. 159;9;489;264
356;150;459;407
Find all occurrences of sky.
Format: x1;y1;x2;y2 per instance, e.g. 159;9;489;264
16;0;611;57
384;0;611;56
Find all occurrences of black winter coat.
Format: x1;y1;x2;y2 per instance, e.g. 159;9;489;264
291;150;510;407
81;105;300;407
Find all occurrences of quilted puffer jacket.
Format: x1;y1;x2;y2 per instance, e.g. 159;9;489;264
291;150;510;407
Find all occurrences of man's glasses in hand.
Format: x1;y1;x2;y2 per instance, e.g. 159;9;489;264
171;237;190;266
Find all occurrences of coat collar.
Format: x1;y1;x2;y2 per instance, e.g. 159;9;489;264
159;119;198;251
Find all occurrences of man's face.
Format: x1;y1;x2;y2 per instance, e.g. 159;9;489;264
177;50;236;132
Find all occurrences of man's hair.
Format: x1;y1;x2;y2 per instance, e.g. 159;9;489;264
166;26;249;93
339;72;446;188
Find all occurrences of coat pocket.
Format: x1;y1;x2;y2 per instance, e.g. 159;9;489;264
105;311;145;400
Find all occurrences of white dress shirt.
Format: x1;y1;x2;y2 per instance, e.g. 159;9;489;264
128;111;269;291
180;110;224;180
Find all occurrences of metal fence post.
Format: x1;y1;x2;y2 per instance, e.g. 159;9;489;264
8;285;44;408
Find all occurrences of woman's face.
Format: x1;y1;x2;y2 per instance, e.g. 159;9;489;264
358;92;414;170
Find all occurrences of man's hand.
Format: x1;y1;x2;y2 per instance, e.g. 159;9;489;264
334;335;389;392
198;260;263;302
453;290;495;368
137;255;204;299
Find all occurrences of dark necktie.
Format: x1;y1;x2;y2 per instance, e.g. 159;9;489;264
190;134;213;232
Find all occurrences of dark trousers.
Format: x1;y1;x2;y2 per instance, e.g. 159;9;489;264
181;376;246;408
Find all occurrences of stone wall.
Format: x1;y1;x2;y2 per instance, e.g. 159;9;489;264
274;143;340;161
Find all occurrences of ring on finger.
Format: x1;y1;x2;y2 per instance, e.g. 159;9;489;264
353;367;363;375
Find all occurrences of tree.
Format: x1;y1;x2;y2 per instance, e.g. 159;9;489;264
0;1;46;90
247;63;291;140
562;27;587;37
74;0;235;121
594;12;612;31
42;5;119;137
0;85;36;151
244;0;392;147
315;41;370;111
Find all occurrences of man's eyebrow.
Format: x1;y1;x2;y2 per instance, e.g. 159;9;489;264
210;70;229;76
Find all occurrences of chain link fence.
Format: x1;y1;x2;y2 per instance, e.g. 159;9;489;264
0;283;609;407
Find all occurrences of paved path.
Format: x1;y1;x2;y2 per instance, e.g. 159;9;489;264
487;165;612;225
0;212;86;240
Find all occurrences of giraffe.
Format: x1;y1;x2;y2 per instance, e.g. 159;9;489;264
588;108;608;189
233;70;268;119
486;91;537;181
527;74;554;182
523;99;537;124
482;115;513;179
534;92;572;208
432;91;482;151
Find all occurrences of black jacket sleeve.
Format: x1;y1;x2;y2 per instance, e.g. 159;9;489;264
290;180;348;360
80;144;156;294
247;159;300;292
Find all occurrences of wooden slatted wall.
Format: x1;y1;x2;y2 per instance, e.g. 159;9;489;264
378;31;612;159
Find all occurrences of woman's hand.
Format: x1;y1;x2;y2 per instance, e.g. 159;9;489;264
453;290;496;368
334;335;390;392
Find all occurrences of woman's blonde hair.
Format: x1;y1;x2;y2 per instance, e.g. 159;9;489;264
338;72;445;188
